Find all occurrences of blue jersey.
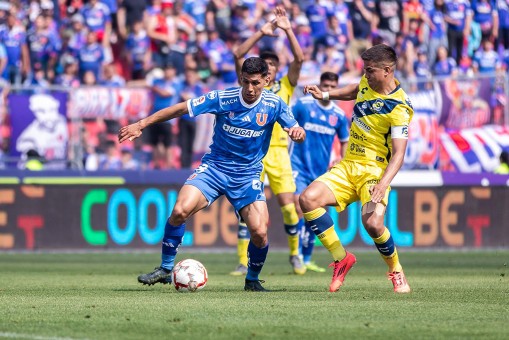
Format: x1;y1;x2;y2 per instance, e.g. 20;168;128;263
187;87;298;174
290;96;349;181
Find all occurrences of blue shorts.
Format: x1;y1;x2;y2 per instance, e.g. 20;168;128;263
292;166;314;195
185;163;266;211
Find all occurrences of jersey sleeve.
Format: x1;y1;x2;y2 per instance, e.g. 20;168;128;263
186;90;222;118
389;101;414;139
276;100;299;129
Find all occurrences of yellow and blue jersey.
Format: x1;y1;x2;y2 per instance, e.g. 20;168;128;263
266;75;295;147
344;75;414;168
290;96;349;181
187;87;297;174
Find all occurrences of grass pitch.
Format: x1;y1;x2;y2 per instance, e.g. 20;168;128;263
0;250;508;340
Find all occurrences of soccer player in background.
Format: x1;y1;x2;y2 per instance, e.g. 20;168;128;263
301;44;414;293
231;6;305;275
290;72;349;273
118;57;306;292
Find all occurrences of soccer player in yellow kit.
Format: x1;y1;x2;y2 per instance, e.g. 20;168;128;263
231;6;305;275
302;44;413;293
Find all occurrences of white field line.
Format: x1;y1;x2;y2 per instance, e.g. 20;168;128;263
0;332;89;340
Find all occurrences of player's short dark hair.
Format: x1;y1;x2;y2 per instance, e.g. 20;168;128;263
259;50;280;64
501;151;509;164
241;57;269;77
361;44;398;67
320;72;339;83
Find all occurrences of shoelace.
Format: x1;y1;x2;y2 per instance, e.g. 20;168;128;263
388;272;405;286
328;261;343;278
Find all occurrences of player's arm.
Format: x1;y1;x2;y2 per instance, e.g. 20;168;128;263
370;136;408;203
303;83;359;101
275;6;304;87
232;20;278;78
118;101;188;143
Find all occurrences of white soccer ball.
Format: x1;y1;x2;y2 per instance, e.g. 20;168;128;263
172;259;208;292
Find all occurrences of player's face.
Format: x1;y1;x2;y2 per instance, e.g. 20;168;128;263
319;79;338;94
263;58;279;84
363;60;392;91
240;73;269;104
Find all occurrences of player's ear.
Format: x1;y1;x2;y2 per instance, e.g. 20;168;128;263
264;75;270;86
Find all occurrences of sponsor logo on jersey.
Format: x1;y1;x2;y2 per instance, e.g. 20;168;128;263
207;91;217;99
262;100;276;108
222;124;264;137
349;142;366;154
350;130;367;141
256;113;268;126
303;122;335;135
353;116;371;132
242;115;251;122
192;96;205;106
221;98;238;105
376;156;385;162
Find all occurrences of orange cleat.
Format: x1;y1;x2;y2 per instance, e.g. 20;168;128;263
387;271;411;293
328;252;356;292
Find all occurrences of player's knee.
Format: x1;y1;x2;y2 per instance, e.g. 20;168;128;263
362;213;384;238
168;204;189;225
299;188;321;212
250;229;268;248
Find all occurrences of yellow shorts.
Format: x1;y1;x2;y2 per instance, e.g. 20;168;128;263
261;146;296;195
316;160;390;212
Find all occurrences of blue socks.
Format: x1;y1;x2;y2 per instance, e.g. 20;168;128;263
246;241;269;281
300;223;315;264
161;221;185;271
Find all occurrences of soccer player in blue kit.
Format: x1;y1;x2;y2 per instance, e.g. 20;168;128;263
118;57;306;291
291;72;349;272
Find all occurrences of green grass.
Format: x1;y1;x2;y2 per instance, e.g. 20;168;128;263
0;250;508;340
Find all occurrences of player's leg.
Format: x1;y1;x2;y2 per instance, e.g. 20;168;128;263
299;162;357;292
138;163;222;285
239;201;271;291
264;146;304;274
359;179;410;293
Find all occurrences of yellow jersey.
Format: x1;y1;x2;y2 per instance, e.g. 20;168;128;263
344;75;414;168
266;75;295;147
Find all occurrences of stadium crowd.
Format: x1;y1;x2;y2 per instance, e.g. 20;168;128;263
0;0;507;170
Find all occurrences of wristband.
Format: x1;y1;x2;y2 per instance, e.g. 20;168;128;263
322;91;329;100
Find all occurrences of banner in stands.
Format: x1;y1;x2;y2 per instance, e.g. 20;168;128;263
8;91;68;160
0;185;507;250
70;87;152;120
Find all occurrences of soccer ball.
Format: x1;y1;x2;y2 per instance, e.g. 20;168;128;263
172;259;208;292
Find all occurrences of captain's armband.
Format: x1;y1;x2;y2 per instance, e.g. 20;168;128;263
391;125;409;139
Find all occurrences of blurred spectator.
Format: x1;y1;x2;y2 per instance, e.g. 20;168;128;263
494;150;509;174
471;0;498;42
413;47;432;89
372;0;403;46
346;0;375;77
144;63;182;169
147;0;176;69
82;69;97;85
0;9;30;85
27;15;59;82
306;0;329;46
0;42;6;77
328;0;354;44
183;0;208;32
205;0;232;40
99;140;121;170
178;67;204;168
427;0;448;66
472;39;501;74
80;0;112;46
231;4;257;42
444;0;473;63
23;149;44;171
117;0;147;40
100;63;125;86
124;20;151;80
120;146;140;170
78;30;104;81
54;57;81;87
434;45;458;76
497;0;509;51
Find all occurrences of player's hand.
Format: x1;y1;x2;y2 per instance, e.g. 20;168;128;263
118;122;143;143
285;126;306;143
303;85;323;100
260;20;278;37
274;6;291;31
369;183;388;204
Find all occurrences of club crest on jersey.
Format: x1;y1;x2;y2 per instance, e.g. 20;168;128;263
229;111;235;119
256;113;268;126
207;91;217;99
328;114;338;126
372;99;384;112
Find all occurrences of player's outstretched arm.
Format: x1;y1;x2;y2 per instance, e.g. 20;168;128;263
303;83;359;101
284;126;306;143
274;6;304;87
118;101;188;143
232;20;278;78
